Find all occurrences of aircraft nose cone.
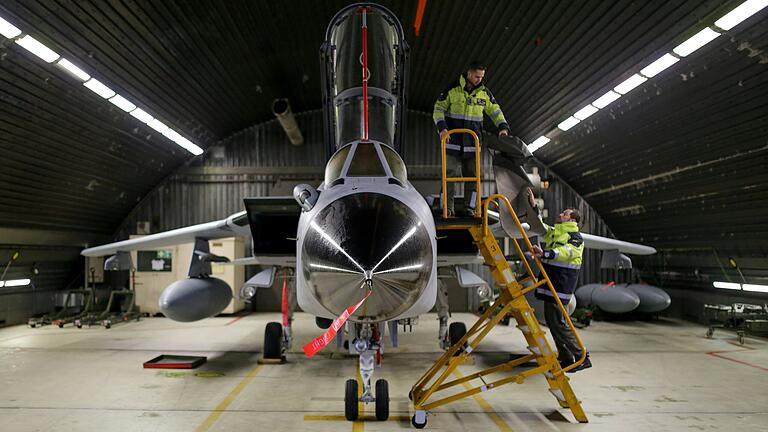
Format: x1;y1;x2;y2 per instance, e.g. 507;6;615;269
302;192;433;321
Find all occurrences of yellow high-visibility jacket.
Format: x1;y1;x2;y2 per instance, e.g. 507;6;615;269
433;75;509;158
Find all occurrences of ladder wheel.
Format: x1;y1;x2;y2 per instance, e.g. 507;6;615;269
411;414;427;429
375;379;389;421
344;379;359;421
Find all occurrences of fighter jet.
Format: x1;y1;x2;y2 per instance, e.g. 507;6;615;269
82;3;655;422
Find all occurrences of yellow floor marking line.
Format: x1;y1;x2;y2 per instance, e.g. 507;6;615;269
453;369;513;432
353;370;365;432
195;363;264;432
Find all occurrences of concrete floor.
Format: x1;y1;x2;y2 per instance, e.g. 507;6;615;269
0;312;767;432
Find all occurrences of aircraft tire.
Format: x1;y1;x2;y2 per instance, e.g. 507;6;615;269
449;322;467;353
264;322;282;359
375;379;389;421
345;379;359;421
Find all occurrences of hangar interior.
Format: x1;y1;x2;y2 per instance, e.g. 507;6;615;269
1;1;767;431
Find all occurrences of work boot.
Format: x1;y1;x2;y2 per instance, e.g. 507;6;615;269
566;354;592;373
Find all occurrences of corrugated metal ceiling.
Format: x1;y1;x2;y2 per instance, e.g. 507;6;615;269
0;0;766;288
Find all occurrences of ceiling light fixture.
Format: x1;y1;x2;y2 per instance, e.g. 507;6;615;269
557;116;580;131
713;281;741;290
742;283;768;293
2;278;31;287
591;90;621;109
83;78;116;99
573;105;599;121
528;136;551;153
714;0;768;30
108;94;137;112
613;74;648;95
640;53;680;78
129;108;153;124
57;58;90;81
0;16;22;39
673;28;721;57
15;35;59;63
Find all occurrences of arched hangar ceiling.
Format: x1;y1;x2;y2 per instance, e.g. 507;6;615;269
0;1;766;274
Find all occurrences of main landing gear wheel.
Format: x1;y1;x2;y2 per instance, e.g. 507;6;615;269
449;322;467;354
375;379;389;421
263;322;282;359
345;379;359;421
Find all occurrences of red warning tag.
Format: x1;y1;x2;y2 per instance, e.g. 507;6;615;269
303;290;372;358
281;272;289;327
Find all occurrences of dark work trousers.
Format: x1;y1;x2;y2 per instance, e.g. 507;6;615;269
544;301;583;363
445;153;477;213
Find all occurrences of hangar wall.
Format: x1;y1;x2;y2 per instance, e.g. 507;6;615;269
112;110;618;313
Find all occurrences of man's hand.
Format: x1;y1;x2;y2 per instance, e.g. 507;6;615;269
526;188;536;208
498;129;509;137
439;129;449;143
532;245;543;257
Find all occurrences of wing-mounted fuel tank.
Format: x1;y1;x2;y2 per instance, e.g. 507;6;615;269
320;3;409;157
158;238;233;322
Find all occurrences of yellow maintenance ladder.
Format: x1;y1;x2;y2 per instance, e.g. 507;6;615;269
409;129;588;428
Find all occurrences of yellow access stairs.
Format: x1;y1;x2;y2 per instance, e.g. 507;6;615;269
408;129;588;428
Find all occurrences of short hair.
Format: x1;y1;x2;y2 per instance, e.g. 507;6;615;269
565;207;581;223
468;61;486;72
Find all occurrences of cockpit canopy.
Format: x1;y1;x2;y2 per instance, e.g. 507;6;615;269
324;141;407;186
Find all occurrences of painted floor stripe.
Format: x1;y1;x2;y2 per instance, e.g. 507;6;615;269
453;369;513;432
195;363;264;432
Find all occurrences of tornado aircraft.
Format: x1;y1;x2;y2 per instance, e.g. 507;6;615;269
82;3;655;422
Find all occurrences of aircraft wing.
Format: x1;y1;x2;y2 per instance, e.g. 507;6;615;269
81;211;251;257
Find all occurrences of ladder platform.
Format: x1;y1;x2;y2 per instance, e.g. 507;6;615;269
435;216;482;230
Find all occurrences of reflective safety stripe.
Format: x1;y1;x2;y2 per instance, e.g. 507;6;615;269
463;147;477;152
536;287;572;302
446;143;461;151
434;106;447;112
489;109;501;118
541;260;581;269
445;113;484;122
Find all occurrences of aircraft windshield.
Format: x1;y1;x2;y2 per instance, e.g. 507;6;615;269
380;145;407;183
347;142;386;177
324;144;351;185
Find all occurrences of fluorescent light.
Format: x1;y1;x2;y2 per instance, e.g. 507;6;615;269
130;108;153;124
15;35;59;63
83;78;116;99
715;0;768;30
573;105;599;120
640;53;680;78
173;136;204;156
108;94;136;112
528;136;551;153
743;283;768;293
558;116;580;131
614;74;647;95
3;278;31;287
713;281;741;290
592;90;621;109
673;28;720;57
0;16;22;39
57;58;90;81
147;119;169;134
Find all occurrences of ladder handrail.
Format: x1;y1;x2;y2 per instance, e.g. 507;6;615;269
481;193;587;372
441;128;482;218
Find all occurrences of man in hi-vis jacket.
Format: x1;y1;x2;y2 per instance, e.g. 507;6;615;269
433;62;509;216
528;189;592;373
